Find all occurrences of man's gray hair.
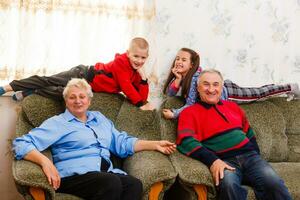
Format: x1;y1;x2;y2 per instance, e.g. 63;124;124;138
63;78;93;100
197;68;224;86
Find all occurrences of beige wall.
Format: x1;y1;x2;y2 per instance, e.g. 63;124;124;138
0;96;23;200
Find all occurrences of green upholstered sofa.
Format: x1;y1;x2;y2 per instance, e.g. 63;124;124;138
161;97;300;200
12;93;177;200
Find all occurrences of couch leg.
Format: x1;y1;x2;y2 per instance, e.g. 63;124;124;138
193;184;207;200
149;182;163;200
29;187;45;200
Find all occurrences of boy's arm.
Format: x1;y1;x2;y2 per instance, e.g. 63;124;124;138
112;59;148;106
135;68;149;102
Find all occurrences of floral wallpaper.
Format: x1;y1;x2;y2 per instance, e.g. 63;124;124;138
149;0;300;106
1;0;299;107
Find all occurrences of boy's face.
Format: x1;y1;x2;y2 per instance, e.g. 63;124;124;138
127;47;149;70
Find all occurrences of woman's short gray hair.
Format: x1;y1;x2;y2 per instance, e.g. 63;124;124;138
63;78;93;100
197;68;224;86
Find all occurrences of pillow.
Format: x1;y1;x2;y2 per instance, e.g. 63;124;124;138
22;95;64;127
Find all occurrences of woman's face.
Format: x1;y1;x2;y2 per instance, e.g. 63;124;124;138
173;50;193;77
65;86;91;118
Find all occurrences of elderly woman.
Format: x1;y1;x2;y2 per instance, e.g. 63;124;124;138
13;78;176;200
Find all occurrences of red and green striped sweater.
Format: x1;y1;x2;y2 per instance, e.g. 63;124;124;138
177;100;260;167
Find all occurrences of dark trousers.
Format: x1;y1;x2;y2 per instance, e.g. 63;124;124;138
218;151;292;200
56;171;143;200
9;65;89;100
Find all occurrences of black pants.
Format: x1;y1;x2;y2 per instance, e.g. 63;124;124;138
9;65;89;101
56;172;143;200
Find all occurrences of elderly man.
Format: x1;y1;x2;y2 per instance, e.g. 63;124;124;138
176;69;292;200
13;78;176;200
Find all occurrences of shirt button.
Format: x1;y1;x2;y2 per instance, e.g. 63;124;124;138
97;163;100;166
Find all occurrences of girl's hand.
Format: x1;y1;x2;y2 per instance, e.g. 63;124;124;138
156;140;177;155
162;109;175;119
172;67;182;80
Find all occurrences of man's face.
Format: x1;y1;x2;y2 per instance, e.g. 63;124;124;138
127;47;149;70
197;72;223;104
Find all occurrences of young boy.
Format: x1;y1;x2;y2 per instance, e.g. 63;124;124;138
0;37;154;110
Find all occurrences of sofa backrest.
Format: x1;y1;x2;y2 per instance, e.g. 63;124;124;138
20;93;125;129
267;98;300;162
240;101;288;161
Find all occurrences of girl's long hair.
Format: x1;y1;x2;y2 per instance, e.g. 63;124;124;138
163;48;200;98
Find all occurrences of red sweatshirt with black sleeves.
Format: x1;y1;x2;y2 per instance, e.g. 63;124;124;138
177;100;260;168
89;53;149;107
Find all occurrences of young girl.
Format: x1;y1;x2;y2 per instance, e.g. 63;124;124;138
162;48;300;119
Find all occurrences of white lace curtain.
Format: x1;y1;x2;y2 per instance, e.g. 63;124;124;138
0;0;156;85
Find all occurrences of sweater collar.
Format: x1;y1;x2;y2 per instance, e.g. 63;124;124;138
198;99;223;109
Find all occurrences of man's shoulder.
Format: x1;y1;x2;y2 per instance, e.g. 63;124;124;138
221;100;241;110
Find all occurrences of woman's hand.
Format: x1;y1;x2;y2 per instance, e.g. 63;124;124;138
41;159;61;190
134;140;176;154
24;150;61;190
162;109;175;119
155;140;177;155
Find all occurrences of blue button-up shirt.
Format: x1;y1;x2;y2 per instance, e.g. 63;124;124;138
13;109;138;178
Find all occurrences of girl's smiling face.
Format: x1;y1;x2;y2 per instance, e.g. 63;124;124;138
173;50;193;77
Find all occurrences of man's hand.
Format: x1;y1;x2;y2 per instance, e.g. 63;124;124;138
155;140;177;155
210;159;235;186
140;102;155;111
41;159;61;190
162;109;175;119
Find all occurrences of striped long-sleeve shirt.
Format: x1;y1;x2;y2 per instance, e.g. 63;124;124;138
177;100;260;167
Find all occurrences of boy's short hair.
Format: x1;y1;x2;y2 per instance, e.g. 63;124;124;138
129;37;149;51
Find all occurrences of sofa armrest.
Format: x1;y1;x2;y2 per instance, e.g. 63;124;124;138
123;151;177;200
12;159;55;200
